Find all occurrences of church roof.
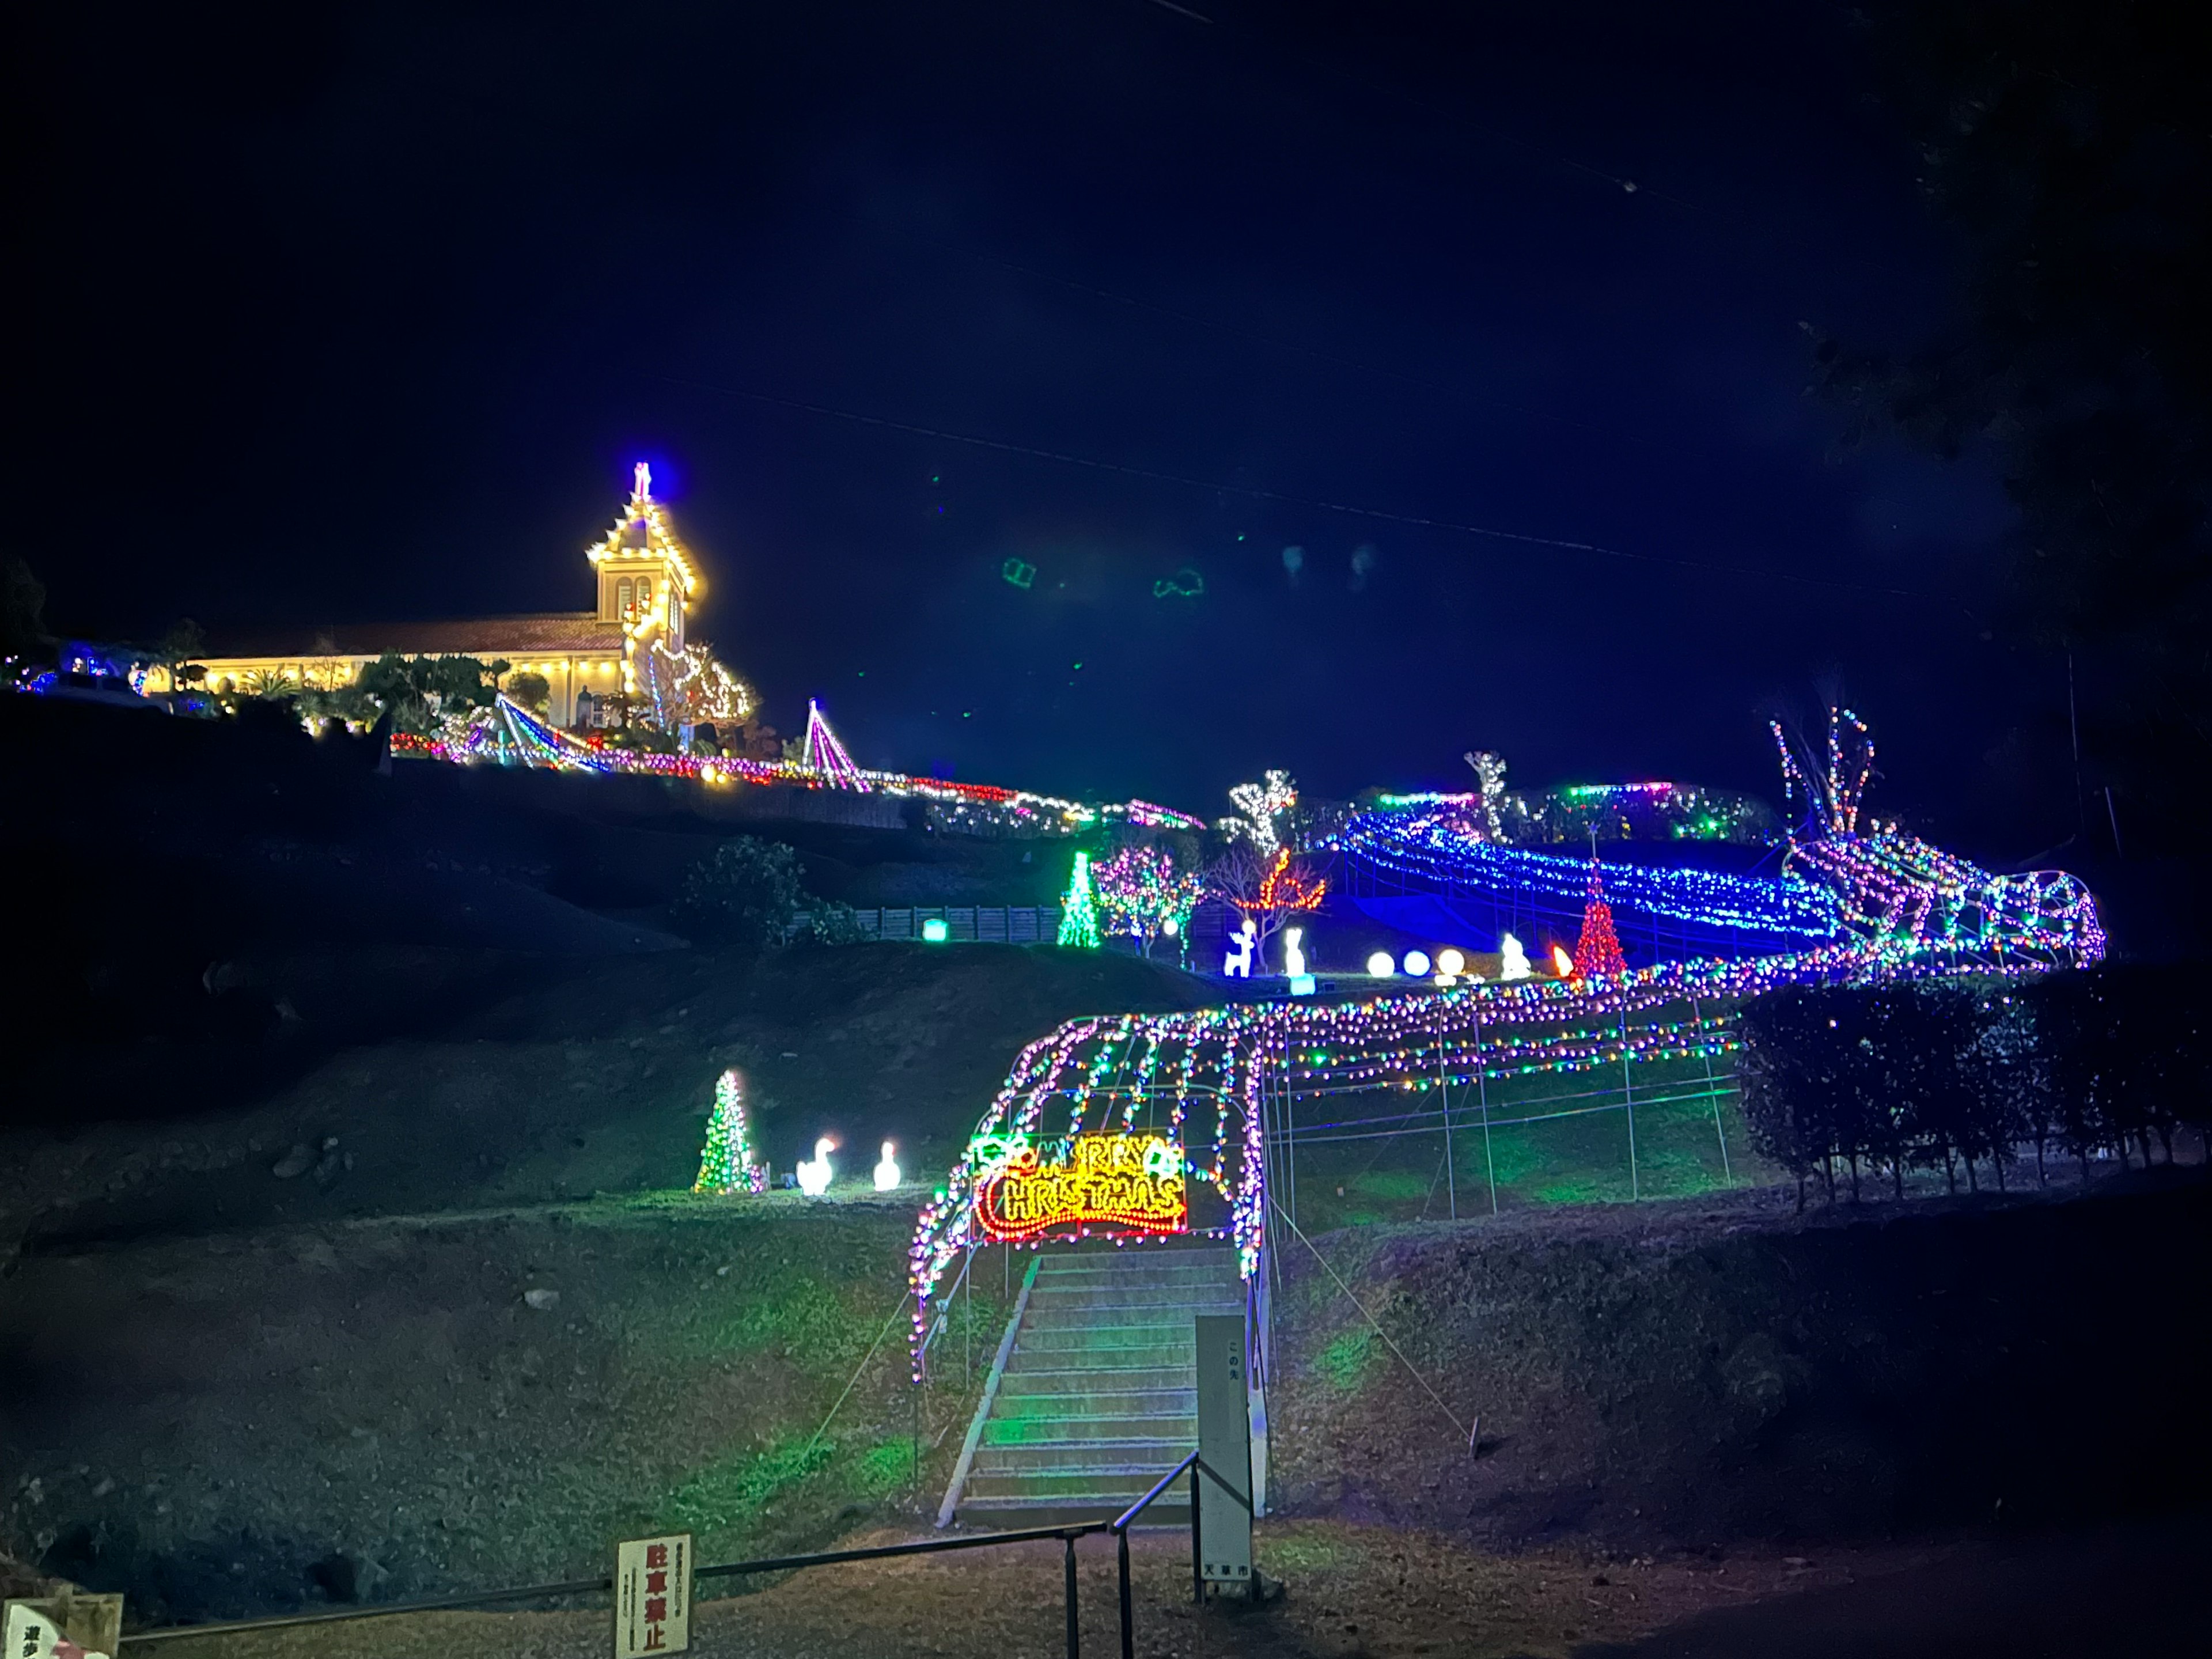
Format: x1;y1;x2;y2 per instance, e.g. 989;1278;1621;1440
585;462;700;597
206;612;624;660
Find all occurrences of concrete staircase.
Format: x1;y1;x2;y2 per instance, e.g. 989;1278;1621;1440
944;1245;1243;1527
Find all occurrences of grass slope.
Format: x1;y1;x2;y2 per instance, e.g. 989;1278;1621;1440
1271;1177;2212;1548
3;942;1213;1252
0;1199;1020;1624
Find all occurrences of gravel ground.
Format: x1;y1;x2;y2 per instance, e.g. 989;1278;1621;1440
131;1520;1904;1659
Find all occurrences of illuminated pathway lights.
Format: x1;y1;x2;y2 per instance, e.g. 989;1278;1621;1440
906;920;2103;1376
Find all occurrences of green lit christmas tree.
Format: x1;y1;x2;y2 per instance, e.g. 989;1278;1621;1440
1056;850;1102;948
693;1069;767;1195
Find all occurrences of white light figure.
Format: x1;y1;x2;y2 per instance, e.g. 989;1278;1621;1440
1224;918;1256;978
1282;926;1306;979
1366;950;1396;977
1162;916;1179;936
873;1141;902;1191
1402;949;1431;978
1435;948;1467;978
1500;933;1532;981
796;1137;837;1196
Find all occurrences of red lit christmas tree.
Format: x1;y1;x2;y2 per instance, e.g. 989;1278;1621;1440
1571;861;1628;981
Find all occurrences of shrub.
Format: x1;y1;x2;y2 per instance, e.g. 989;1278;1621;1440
806;899;868;947
679;837;804;952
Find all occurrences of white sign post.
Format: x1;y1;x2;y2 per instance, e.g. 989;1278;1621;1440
5;1599;117;1659
613;1532;691;1657
1194;1313;1254;1592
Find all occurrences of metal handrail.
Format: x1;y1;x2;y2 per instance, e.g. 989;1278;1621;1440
695;1521;1102;1581
1108;1449;1253;1659
120;1521;1112;1656
116;1575;617;1645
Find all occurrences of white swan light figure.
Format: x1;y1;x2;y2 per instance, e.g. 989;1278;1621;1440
797;1137;836;1196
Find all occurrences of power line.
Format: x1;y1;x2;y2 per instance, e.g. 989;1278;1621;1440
662;370;1931;601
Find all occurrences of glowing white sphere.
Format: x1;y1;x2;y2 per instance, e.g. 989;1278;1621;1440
1366;951;1396;977
1436;948;1467;977
1402;950;1431;978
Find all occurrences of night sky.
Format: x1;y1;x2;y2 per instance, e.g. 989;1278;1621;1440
6;2;2063;856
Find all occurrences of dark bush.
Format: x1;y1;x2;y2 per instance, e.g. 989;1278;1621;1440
1737;963;2212;1205
677;836;804;951
804;898;868;946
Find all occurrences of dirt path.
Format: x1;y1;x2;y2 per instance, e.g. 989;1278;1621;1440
132;1521;1904;1659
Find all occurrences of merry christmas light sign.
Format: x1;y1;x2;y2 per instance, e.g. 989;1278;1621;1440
975;1132;1187;1241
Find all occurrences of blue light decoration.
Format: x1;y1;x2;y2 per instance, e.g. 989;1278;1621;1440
1334;805;1842;945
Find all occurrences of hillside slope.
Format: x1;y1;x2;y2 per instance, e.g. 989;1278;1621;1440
1270;1179;2212;1547
3;942;1212;1252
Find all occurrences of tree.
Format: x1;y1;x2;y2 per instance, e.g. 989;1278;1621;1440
1056;851;1102;949
1570;863;1628;980
1;556;48;663
1736;988;1843;1211
506;670;551;713
1221;770;1297;853
677;837;805;952
1094;843;1204;957
154;618;207;694
1207;844;1327;973
1813;1;2212;853
353;652;503;734
693;1069;767;1195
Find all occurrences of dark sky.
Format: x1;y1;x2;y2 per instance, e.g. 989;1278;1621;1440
6;1;2071;858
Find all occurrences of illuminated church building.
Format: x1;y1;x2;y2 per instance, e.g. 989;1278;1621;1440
164;464;704;728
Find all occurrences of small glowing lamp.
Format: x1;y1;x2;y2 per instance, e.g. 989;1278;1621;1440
1402;950;1431;978
797;1137;837;1196
1435;948;1466;978
1366;951;1396;977
874;1140;902;1191
921;917;950;943
1162;916;1179;936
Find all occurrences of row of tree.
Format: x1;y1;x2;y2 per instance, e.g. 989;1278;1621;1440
1737;965;2211;1207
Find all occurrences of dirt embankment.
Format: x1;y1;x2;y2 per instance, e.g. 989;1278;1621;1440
1270;1178;2212;1548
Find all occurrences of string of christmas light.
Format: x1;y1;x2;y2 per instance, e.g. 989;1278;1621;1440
1093;844;1205;952
1771;706;1875;839
801;698;868;790
1571;860;1628;980
1250;847;1329;916
905;914;2105;1373
1222;770;1298;851
1332;807;1842;941
692;1070;767;1195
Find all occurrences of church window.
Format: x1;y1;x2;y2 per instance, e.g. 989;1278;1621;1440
618;578;634;618
638;577;653;616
